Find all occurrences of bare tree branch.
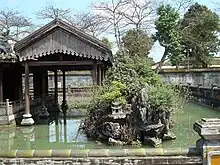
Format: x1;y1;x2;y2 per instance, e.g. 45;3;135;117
35;4;71;20
161;0;194;14
0;8;33;40
73;12;107;37
118;0;157;31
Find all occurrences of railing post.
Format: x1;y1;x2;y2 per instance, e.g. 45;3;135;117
4;99;15;125
197;84;202;102
211;84;217;108
211;84;217;99
6;99;10;124
6;99;9;117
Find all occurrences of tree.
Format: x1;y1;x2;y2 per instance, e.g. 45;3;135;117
213;1;220;15
92;0;158;50
0;8;33;40
107;30;162;97
170;0;194;13
92;0;128;49
36;5;107;38
36;4;71;21
119;0;157;31
83;28;187;146
102;37;113;49
180;3;220;67
122;29;153;57
154;5;183;73
73;12;107;37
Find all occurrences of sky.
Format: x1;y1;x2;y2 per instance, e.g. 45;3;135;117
0;0;218;62
1;0;95;24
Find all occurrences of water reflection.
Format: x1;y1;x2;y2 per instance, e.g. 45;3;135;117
0;112;93;150
48;118;84;143
0;126;16;150
1;103;220;150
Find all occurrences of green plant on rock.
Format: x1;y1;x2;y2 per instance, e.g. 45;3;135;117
148;84;188;113
107;52;163;100
88;81;127;113
83;28;188;145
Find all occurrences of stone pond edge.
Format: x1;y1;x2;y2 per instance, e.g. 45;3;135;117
0;147;201;158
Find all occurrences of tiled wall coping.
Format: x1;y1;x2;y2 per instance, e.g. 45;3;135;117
0;147;201;158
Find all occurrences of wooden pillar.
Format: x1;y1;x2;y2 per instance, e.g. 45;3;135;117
103;68;106;81
101;66;106;84
24;62;30;115
18;72;23;100
13;72;21;101
61;70;67;124
98;65;102;86
21;62;34;125
54;70;58;104
33;70;44;99
42;71;46;105
0;69;3;102
92;62;97;85
62;71;66;103
33;73;37;99
44;70;48;96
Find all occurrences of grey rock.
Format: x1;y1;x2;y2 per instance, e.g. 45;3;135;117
144;137;162;147
108;138;125;146
162;132;176;141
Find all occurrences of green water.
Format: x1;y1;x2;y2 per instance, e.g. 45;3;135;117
0;102;220;150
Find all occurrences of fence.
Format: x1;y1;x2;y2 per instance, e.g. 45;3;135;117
181;83;220;107
0;99;14;116
10;94;56;114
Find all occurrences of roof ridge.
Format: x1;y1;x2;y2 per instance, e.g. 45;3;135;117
15;19;111;53
56;19;110;51
15;19;57;50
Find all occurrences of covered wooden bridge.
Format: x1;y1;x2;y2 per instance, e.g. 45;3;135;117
0;19;112;125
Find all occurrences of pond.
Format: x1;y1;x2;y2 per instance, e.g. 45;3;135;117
0;102;220;150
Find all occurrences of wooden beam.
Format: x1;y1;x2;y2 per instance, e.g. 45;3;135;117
24;61;30;115
25;60;103;66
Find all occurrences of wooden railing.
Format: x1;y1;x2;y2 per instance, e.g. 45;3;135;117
0;102;7;116
11;100;25;114
24;87;93;98
0;99;14;116
11;94;55;114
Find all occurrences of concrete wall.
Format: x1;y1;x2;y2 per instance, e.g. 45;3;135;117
0;148;202;165
0;157;202;165
160;70;220;86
